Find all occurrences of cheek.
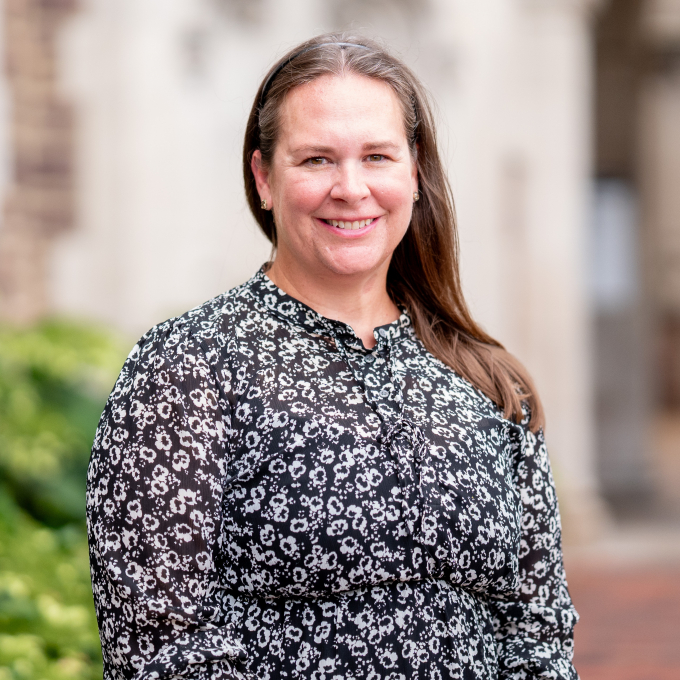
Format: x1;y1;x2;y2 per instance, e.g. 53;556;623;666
373;170;413;207
277;175;328;214
373;181;413;227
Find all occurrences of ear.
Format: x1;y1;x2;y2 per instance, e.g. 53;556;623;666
251;150;273;207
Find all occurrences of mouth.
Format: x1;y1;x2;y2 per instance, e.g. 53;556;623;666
319;217;378;231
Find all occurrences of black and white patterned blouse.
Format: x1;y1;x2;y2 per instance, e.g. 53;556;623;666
87;268;578;680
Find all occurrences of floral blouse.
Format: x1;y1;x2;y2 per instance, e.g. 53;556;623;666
87;268;578;680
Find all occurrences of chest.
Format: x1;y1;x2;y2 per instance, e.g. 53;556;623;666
217;332;523;599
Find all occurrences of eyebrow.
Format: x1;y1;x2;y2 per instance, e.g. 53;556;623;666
289;141;402;156
363;141;401;152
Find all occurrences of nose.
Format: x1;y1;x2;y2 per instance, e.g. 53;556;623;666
330;161;370;204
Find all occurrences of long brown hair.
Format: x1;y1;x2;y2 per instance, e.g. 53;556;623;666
242;33;544;432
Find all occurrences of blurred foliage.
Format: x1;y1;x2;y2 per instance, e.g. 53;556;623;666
0;493;102;680
0;320;127;680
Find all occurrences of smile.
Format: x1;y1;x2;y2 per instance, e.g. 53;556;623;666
321;218;376;230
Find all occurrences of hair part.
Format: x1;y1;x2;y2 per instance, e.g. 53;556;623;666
242;32;544;431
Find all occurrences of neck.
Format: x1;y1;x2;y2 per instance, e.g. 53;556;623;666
265;259;400;349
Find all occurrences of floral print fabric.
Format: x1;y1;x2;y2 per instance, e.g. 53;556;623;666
87;269;578;680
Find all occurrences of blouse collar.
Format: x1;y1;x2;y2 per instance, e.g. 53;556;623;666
246;267;411;351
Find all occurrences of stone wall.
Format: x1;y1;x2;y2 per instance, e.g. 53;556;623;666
0;0;77;324
0;0;609;539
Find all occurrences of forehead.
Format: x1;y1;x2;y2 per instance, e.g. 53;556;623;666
276;73;408;149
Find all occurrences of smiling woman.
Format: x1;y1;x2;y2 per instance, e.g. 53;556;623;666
87;34;578;680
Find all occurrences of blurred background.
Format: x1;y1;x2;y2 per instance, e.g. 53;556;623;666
0;0;678;678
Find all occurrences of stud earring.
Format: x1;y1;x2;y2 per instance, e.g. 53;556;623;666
413;192;419;202
261;199;267;210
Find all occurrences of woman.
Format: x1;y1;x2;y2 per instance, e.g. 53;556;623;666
87;34;579;680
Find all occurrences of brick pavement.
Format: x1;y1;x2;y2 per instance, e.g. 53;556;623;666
566;553;680;679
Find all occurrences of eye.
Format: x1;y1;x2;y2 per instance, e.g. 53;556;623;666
306;157;327;166
367;154;385;162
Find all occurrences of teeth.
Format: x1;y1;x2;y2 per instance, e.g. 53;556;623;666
328;219;372;230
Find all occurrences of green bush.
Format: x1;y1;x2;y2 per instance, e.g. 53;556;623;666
0;320;127;680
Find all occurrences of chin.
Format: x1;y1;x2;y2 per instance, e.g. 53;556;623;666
321;251;388;278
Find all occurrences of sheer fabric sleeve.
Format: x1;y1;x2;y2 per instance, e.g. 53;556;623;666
86;322;247;680
488;426;579;680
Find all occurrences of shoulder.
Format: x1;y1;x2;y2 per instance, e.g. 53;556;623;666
148;278;254;344
115;277;260;396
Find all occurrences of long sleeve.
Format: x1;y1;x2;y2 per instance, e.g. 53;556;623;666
488;426;579;680
86;321;247;680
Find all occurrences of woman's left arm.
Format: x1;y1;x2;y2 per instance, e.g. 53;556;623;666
488;426;579;680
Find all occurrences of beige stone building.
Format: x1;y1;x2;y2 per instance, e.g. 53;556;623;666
593;0;680;519
2;0;679;539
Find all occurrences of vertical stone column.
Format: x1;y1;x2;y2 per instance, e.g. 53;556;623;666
0;0;78;324
639;0;680;515
513;0;608;541
592;0;653;512
640;0;680;407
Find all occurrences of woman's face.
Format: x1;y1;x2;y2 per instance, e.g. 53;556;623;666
252;73;418;283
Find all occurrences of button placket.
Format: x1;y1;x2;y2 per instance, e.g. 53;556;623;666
333;333;434;550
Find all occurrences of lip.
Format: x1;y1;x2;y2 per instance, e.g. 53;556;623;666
315;216;381;237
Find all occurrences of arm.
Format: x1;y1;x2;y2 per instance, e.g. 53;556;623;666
87;322;247;680
488;426;579;680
